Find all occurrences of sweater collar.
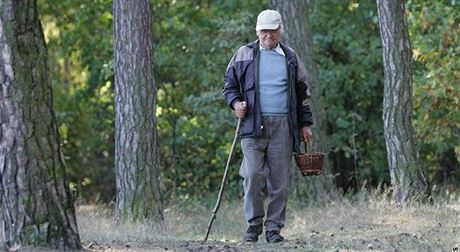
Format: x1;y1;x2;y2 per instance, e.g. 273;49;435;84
259;43;285;56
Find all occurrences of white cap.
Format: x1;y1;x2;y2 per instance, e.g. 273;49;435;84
255;10;282;31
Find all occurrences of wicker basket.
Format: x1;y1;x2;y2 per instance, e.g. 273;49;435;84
294;142;325;176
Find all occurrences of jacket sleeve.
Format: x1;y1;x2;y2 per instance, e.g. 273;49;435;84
295;52;314;127
222;50;243;110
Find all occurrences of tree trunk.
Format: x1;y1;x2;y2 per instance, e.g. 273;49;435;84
113;0;163;221
0;0;81;249
376;0;428;204
269;0;335;200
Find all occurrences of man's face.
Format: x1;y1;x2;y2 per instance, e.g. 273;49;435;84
257;28;281;49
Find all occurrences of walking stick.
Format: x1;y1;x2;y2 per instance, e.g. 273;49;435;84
203;118;242;242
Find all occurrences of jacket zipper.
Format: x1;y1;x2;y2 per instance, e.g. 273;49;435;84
287;60;293;137
254;43;263;137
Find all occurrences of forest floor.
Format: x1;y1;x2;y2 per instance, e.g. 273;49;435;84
24;190;460;251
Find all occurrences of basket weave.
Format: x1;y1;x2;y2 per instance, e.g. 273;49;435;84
294;143;325;176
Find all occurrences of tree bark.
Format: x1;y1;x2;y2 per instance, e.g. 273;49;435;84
0;0;81;249
269;0;335;199
376;0;428;204
113;0;163;221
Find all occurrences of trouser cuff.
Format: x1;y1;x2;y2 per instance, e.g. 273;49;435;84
265;221;283;231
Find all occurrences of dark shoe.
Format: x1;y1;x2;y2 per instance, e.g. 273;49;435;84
244;224;263;242
266;230;284;243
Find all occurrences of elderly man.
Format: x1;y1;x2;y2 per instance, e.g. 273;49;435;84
223;10;313;243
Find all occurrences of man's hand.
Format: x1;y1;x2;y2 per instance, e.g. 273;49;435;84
234;101;247;118
301;126;312;142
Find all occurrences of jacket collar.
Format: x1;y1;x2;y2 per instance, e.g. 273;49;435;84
279;42;297;66
247;40;297;66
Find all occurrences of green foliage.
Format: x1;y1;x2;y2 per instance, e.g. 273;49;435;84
407;0;460;184
153;0;266;199
311;0;389;189
38;0;458;204
39;0;115;202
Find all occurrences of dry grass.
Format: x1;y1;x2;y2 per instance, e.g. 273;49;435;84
76;190;460;251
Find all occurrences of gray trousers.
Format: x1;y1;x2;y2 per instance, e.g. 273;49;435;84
239;115;292;231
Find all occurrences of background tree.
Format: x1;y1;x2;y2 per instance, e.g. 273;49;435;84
376;0;428;204
0;0;81;249
113;0;162;221
269;0;335;199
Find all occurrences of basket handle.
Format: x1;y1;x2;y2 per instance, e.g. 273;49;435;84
303;141;313;153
